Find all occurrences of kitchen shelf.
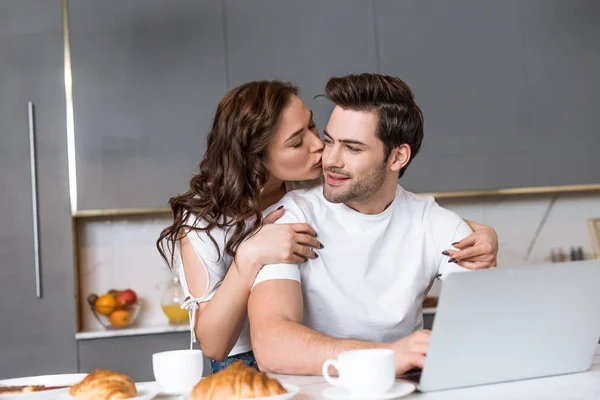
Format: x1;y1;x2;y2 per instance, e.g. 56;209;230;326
75;324;189;340
70;183;600;219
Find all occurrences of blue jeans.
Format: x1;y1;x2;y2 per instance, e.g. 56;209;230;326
210;350;258;374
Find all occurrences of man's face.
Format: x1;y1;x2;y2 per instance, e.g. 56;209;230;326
322;106;388;204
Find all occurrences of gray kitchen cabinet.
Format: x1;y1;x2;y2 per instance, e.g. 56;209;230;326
67;0;600;211
68;0;227;211
376;0;600;193
224;0;379;133
77;333;210;382
520;0;600;187
0;0;64;36
376;0;533;194
0;1;78;378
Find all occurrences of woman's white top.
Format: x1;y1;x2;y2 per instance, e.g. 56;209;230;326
177;179;319;355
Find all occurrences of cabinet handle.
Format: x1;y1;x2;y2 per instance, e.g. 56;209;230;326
28;102;42;299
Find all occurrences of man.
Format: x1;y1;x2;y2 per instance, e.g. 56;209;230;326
248;73;496;376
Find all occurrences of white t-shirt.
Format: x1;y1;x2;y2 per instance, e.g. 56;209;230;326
176;180;319;357
253;185;472;343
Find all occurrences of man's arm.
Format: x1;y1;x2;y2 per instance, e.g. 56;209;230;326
248;280;426;375
249;279;384;375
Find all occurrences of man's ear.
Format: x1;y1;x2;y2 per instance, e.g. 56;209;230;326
388;144;411;172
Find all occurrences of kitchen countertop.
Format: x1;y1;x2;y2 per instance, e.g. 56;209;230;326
156;345;600;399
76;309;438;340
75;324;189;340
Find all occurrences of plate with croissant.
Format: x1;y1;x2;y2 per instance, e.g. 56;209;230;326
57;370;161;400
188;361;300;400
0;373;87;400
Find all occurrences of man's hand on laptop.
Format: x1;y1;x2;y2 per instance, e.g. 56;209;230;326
389;330;430;375
445;220;498;269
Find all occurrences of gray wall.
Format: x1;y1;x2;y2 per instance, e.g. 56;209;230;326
67;0;599;209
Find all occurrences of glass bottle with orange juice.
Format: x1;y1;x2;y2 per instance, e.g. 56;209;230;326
161;273;189;325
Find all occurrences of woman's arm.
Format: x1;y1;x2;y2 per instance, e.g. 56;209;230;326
182;209;322;361
181;235;256;361
444;220;498;269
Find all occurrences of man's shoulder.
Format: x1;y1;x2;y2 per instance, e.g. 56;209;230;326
266;185;324;210
395;185;461;225
263;185;325;223
395;185;470;250
394;185;435;216
287;184;324;202
396;185;433;205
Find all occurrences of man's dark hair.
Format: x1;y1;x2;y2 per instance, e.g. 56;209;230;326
325;73;424;178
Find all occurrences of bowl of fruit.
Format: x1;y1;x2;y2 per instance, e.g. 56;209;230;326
87;289;141;329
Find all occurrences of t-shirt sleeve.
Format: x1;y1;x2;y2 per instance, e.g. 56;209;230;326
178;219;229;302
427;200;474;280
252;264;301;290
251;194;306;290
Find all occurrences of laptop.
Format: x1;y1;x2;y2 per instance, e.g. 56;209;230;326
402;259;600;392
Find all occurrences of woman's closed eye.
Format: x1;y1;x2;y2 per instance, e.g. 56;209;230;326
292;123;317;148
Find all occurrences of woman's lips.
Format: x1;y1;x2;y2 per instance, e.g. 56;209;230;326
325;172;350;186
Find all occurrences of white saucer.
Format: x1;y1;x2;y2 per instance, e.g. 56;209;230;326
159;387;188;396
0;373;87;400
322;381;416;399
129;382;162;400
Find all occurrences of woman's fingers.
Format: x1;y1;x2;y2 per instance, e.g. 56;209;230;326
263;207;285;224
448;246;483;262
291;223;317;237
460;260;496;270
451;236;476;249
295;233;322;249
289;254;308;264
292;243;317;260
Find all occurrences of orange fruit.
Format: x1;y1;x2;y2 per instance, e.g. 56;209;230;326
95;294;116;316
109;309;131;327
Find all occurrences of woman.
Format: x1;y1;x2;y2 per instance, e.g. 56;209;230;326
157;80;497;373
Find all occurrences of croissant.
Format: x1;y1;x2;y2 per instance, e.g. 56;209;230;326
192;361;287;400
69;369;137;400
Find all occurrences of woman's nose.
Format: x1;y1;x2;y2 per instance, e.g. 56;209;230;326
311;133;324;153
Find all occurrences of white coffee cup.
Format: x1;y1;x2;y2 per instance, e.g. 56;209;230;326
322;349;395;396
152;349;204;394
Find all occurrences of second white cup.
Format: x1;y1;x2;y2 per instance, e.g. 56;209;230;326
322;348;395;396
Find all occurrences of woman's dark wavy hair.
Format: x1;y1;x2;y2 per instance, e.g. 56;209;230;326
157;80;299;267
